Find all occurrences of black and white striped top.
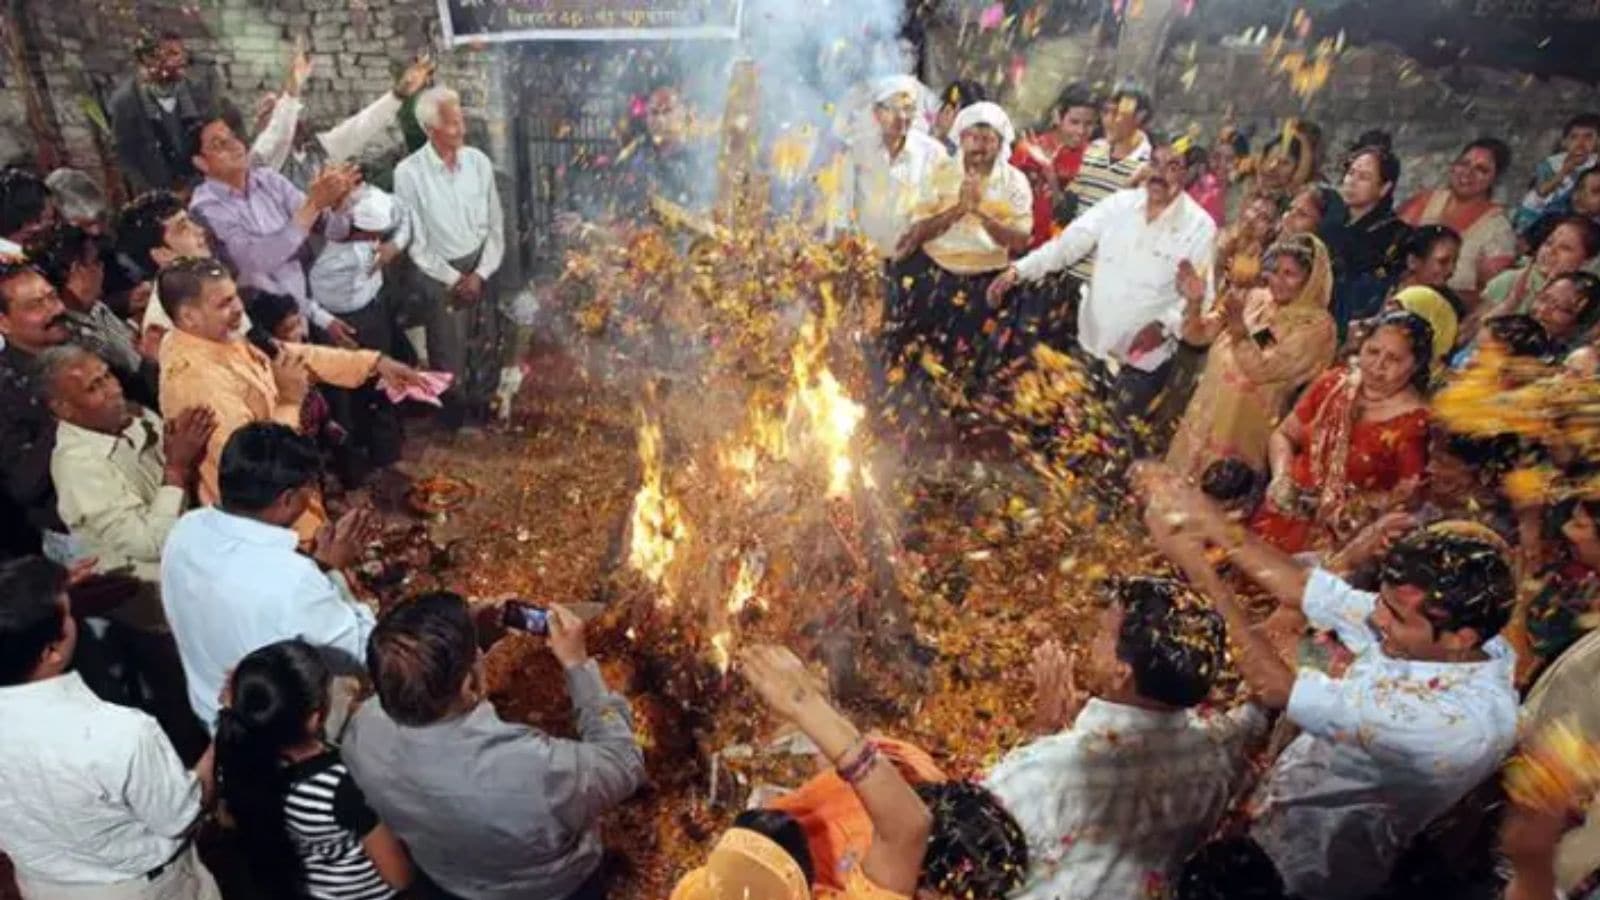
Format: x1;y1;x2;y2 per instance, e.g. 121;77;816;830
282;752;395;900
1065;135;1153;281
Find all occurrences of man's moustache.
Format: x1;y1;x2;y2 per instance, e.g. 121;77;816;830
48;314;71;330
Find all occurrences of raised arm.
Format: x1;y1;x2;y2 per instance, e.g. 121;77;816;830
539;604;647;832
740;644;932;895
1134;461;1311;610
1144;489;1298;709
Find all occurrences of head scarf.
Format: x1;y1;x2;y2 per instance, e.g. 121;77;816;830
1246;232;1334;344
1393;286;1460;369
669;828;810;900
951;101;1016;164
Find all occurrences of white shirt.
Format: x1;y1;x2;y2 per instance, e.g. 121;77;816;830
393;142;504;286
836;129;947;258
254;92;404;174
309;192;414;315
161;506;376;731
0;672;201;886
1015;186;1217;370
1249;569;1519;900
985;699;1264;900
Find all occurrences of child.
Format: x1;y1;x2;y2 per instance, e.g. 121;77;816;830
243;290;357;486
216;639;413;899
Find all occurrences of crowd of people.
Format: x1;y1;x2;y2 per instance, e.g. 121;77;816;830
7;23;1600;900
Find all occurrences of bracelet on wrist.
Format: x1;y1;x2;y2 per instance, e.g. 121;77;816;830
831;734;869;768
836;742;880;785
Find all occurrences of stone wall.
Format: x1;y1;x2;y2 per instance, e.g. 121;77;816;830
965;28;1600;203
1;0;497;191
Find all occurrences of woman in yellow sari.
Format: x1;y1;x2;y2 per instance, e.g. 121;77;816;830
1167;233;1337;481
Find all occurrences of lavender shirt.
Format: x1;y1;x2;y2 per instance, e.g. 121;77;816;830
190;168;349;327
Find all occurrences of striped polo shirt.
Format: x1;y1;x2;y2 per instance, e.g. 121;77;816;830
282;752;394;900
1065;133;1152;281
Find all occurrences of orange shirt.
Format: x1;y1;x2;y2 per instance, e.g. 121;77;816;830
158;329;379;542
768;738;947;892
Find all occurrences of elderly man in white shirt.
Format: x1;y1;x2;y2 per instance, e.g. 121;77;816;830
983;576;1264;900
1140;464;1520;900
393;85;507;433
989;135;1216;421
834;75;948;261
161;421;380;732
0;555;220;900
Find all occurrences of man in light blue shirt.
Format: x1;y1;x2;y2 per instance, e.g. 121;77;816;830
1139;464;1520;900
160;421;379;731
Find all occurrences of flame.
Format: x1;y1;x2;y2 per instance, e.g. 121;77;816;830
727;549;766;615
627;413;688;603
786;286;866;498
709;628;736;674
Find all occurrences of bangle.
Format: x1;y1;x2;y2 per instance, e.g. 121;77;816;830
831;735;869;769
837;742;880;785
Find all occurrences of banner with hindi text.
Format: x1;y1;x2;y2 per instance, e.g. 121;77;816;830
437;0;743;44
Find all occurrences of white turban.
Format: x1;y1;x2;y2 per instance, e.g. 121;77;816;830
872;74;923;106
349;186;396;233
951;101;1016;161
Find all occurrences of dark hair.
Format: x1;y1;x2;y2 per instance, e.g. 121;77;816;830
1379;528;1515;643
156;255;230;320
1351;129;1393;153
217;422;321;513
1579;167;1600;191
185;117;230;164
1110;87;1154;121
731;809;814;885
27;224;100;288
1221;127;1250;158
116;191;188;273
1200;458;1259;505
1367;310;1435;392
133;30;183;63
0;556;68;686
1348;144;1401;196
940;79;987;111
1552;271;1600;337
1402;224;1462;268
244;288;300;337
1443;431;1523;478
1564;113;1600;138
1485;313;1556;359
1434;285;1470;322
367;592;477;727
1052;82;1098;119
1107;577;1226;708
0;168;51;240
914;781;1029;897
1461;138;1512;181
215;639;329;897
0;260;48;317
1546;214;1600;260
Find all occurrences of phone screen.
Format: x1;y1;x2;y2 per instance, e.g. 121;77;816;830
501;601;550;635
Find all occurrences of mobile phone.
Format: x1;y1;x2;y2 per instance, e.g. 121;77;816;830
501;600;550;635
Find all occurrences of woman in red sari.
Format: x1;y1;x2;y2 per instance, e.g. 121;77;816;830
1251;310;1435;554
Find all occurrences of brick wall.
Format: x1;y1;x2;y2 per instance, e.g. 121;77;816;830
2;0;496;186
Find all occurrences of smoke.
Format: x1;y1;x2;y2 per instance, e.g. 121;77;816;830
678;0;920;149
